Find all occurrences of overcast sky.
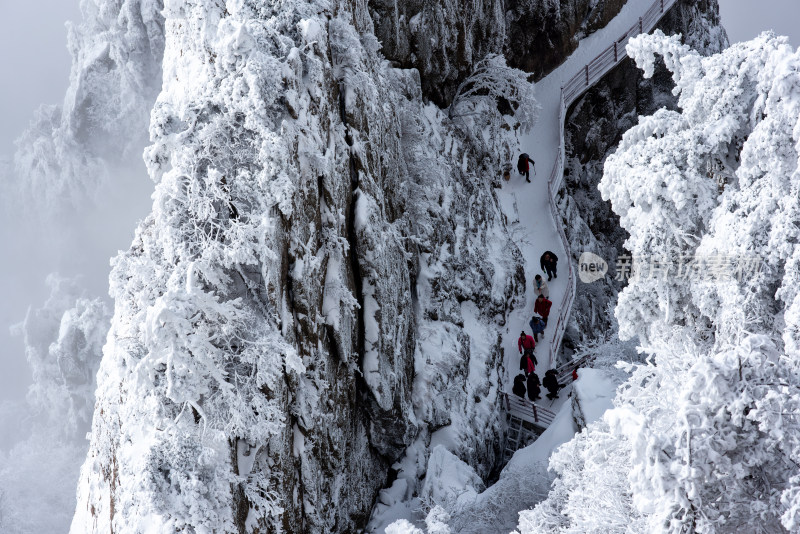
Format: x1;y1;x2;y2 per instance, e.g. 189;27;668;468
0;0;796;154
0;1;81;153
719;0;798;46
0;0;798;403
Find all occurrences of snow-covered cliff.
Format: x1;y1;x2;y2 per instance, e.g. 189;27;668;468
71;0;533;531
63;0;739;532
370;0;627;105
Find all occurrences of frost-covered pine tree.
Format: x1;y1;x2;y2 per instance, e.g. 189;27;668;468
518;31;800;534
0;275;109;534
14;275;110;438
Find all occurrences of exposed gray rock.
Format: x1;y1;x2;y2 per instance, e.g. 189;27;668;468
505;0;627;79
369;0;628;106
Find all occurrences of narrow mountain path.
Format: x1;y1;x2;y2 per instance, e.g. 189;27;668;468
497;0;679;417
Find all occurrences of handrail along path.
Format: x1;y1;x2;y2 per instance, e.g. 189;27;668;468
505;0;679;444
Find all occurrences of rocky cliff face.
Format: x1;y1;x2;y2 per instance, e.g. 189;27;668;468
559;0;728;344
368;0;627;106
71;0;530;532
504;0;627;78
68;0;702;531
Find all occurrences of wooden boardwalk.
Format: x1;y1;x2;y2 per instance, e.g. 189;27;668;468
502;0;680;459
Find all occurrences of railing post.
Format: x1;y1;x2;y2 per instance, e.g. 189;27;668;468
661;0;664;12
585;64;589;86
639;17;643;34
504;392;510;411
614;41;617;62
533;404;539;423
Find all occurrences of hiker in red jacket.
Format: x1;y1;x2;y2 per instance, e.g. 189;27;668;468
518;330;535;355
519;352;536;376
517;153;535;183
534;294;552;326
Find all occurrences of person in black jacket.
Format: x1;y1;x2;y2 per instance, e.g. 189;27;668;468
526;372;541;401
517;153;535;183
540;251;559;281
519;350;538;377
543;369;564;400
513;374;527;398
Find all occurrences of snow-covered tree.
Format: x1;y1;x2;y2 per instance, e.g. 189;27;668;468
0;275;109;534
9;0;163;211
519;31;800;533
12;274;109;438
448;53;538;127
447;53;539;172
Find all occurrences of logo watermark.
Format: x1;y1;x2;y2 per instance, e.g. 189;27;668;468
578;252;608;283
578;252;763;283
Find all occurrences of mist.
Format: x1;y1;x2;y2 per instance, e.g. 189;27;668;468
0;1;80;401
0;1;158;530
0;0;154;404
719;0;800;46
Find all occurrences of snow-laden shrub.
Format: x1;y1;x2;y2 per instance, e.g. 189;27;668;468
447;53;540;174
448;53;538;128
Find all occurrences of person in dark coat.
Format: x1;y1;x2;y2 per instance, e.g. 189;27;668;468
513;374;527;398
517;153;535;183
519;351;537;376
526;372;541;401
534;294;553;326
529;314;546;342
543;369;564;400
540;251;558;281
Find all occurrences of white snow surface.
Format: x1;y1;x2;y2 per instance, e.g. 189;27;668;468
571;368;617;424
498;0;667;380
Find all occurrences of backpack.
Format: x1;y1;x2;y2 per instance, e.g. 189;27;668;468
517;153;529;173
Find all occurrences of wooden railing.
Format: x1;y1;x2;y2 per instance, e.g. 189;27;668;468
544;0;679;368
502;392;557;427
555;352;596;385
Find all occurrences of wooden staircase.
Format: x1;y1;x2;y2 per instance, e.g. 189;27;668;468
501;392;557;461
501;352;596;459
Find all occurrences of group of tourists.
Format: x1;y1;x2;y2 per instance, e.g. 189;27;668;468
513;250;567;403
513;368;565;402
505;153;576;408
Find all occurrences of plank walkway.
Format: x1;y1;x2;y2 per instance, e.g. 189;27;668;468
503;0;679;458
